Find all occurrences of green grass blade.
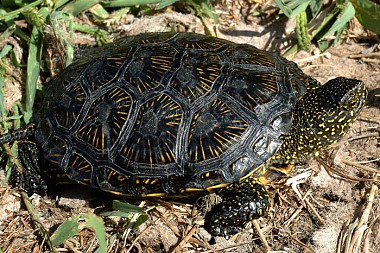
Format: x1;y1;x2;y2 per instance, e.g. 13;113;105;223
0;25;16;43
62;0;102;16
25;30;40;122
83;214;107;252
102;0;161;8
352;0;380;35
112;200;145;213
50;213;106;252
24;7;49;123
323;2;355;38
25;29;40;123
0;0;43;21
89;4;109;19
274;0;310;18
0;45;13;58
0;73;5;123
296;11;311;52
54;0;72;9
155;0;179;9
73;23;109;45
50;216;82;246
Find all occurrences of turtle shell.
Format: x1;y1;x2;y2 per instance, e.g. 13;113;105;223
34;32;316;196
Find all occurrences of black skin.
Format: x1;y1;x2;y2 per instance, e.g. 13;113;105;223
209;177;270;237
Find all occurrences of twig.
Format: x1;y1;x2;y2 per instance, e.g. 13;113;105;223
284;205;304;227
293;52;331;63
155;207;182;237
362;59;380;64
341;160;380;174
171;224;198;253
252;220;271;250
348;52;380;58
352;180;378;237
127;222;153;253
204;241;252;253
316;157;373;183
291;235;316;253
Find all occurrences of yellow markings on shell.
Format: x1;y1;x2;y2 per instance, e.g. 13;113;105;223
209;145;216;157
93;127;99;148
147;138;153;165
143;192;166;197
206;183;230;191
224;130;242;138
101;127;105;150
214;132;232;146
184;187;205;192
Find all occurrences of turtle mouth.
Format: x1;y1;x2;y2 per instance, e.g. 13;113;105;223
355;82;368;115
354;97;366;115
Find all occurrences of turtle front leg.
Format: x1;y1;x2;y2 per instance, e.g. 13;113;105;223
210;177;269;237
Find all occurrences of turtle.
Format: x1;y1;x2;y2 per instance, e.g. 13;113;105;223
0;32;367;237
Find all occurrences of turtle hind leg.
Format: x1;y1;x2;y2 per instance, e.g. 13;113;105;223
209;177;269;237
0;124;36;144
9;140;50;195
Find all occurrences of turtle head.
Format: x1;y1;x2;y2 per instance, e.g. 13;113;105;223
302;77;368;148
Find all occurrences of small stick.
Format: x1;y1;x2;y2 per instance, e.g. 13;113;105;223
291;235;316;253
284;205;304;227
348;52;380;58
171;224;198;253
363;59;380;64
252;220;271;250
341;160;380;174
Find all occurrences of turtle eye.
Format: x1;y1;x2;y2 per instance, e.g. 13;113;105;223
340;90;361;113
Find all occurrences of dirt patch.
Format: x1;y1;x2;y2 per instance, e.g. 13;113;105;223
0;2;379;253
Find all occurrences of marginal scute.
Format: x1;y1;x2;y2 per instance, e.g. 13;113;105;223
228;156;256;181
96;165;131;194
133;176;165;195
65;152;92;184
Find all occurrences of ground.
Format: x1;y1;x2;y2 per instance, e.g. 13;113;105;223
0;1;379;253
